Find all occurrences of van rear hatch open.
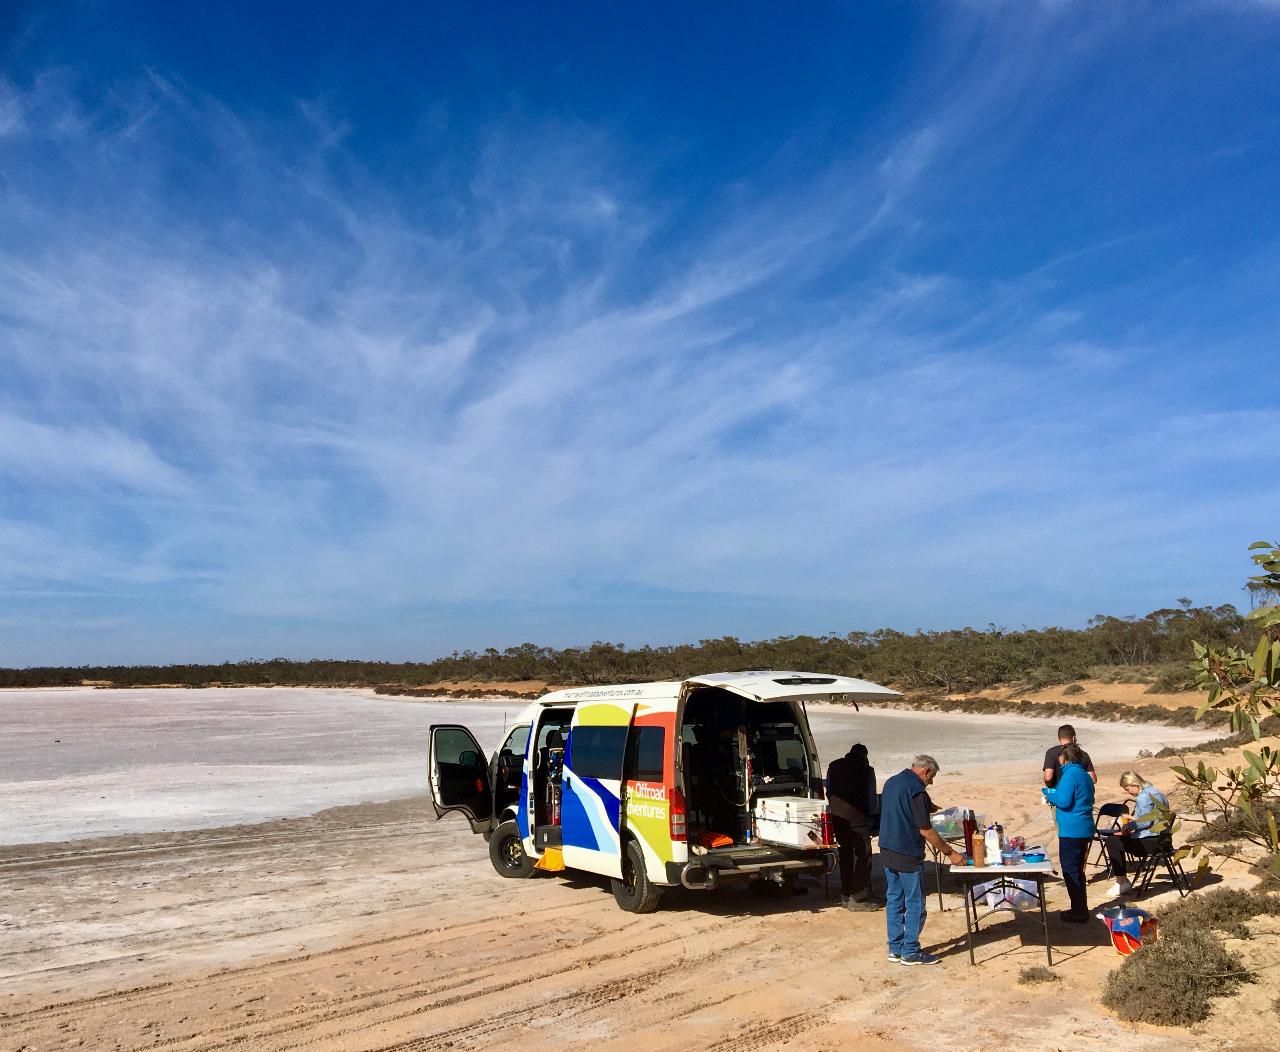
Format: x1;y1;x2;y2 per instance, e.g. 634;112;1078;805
685;671;902;704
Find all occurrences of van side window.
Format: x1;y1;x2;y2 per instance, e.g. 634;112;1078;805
626;726;665;781
569;725;629;779
502;725;530;757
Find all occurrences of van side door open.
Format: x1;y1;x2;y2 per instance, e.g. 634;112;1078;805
428;724;493;834
561;702;633;878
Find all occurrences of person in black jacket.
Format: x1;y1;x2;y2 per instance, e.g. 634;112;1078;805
826;742;879;909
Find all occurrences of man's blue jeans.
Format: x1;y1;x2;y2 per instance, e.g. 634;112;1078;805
885;863;927;959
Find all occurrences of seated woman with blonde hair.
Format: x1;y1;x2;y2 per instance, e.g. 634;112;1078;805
1104;770;1171;896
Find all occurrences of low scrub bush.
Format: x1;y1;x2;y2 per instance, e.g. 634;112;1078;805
1063;683;1085;695
1187;800;1280;843
884;692;1229;729
1158;888;1280;940
1146;664;1196;694
1154;714;1280;758
1257;854;1279;889
1017;965;1060;985
1101;925;1253;1026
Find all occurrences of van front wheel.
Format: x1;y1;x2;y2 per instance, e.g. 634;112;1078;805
489;820;535;878
611;840;663;913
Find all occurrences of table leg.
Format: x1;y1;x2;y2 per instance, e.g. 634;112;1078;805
935;853;944;911
963;880;976;965
1039;877;1052;966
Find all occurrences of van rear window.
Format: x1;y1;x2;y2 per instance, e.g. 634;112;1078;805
569;725;629;779
626;726;665;782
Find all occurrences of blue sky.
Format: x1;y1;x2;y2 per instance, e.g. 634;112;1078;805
2;1;1279;666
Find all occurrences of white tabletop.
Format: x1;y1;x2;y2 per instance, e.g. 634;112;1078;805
948;860;1057;876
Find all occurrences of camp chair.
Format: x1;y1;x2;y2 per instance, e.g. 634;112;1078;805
1127;831;1192;898
1090;802;1129;869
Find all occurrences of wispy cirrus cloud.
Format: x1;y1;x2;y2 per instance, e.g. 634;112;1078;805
1;2;1278;664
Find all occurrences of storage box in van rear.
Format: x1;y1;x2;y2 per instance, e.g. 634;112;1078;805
753;797;828;849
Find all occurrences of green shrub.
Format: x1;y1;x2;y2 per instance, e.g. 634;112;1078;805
1146;664;1196;694
1188;800;1280;843
1063;683;1085;695
1018;965;1060;985
1158;888;1280;940
1101;925;1253;1026
1255;854;1280;890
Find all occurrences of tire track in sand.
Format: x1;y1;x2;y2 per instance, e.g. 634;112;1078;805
0;898;599;1025
147;925;723;1052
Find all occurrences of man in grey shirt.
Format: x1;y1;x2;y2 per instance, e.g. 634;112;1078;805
1043;724;1096;787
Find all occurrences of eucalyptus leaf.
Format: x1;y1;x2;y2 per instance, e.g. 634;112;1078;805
1254;636;1271;677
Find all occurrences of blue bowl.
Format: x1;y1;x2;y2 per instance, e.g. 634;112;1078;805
1023;852;1046;863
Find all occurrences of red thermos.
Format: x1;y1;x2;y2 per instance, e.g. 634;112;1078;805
962;809;977;857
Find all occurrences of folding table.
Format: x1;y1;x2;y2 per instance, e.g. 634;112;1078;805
948;860;1062;965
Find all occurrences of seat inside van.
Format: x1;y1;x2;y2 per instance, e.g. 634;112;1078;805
531;708;573;832
680;687;814;846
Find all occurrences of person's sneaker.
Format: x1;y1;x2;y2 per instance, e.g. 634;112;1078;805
899;952;943;966
1059;910;1090;924
886;952;901;963
844;897;880;911
1108;879;1132;896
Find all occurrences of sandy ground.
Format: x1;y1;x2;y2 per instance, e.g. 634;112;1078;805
4;746;1278;1052
0;686;1270;1052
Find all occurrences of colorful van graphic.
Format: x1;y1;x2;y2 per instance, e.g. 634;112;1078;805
429;671;900;912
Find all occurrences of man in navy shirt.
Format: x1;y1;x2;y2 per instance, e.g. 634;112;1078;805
879;754;964;966
826;742;879;907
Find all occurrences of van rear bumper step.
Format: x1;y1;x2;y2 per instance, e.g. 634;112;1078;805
670;848;834;889
708;855;828;875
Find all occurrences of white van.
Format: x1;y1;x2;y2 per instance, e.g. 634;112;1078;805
428;670;899;912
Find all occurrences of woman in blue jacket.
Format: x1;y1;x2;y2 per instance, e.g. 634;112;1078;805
1042;742;1095;923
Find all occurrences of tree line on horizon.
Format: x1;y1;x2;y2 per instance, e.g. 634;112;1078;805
0;600;1260;695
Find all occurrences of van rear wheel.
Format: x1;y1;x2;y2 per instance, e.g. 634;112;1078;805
489;820;535;878
611;840;663;913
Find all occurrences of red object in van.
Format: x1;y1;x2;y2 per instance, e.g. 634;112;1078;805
819;810;836;847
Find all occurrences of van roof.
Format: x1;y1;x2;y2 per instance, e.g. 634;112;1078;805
538;670;900;707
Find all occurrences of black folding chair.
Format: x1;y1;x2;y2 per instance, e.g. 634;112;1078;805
1127;832;1192;897
1091;802;1129;869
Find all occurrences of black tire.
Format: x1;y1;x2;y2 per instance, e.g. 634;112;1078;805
489;819;535;878
611;839;664;913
